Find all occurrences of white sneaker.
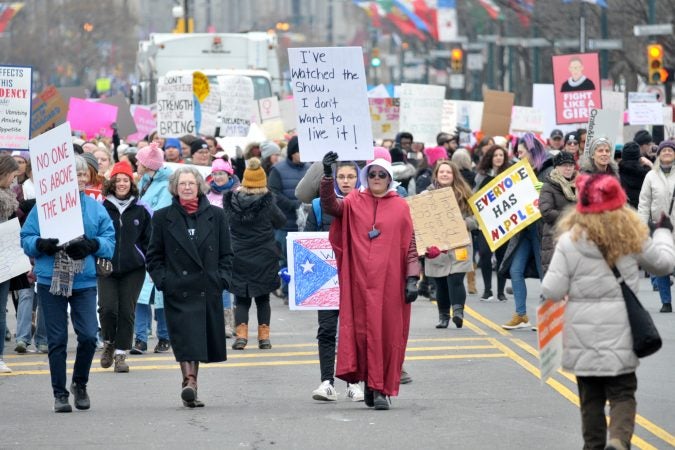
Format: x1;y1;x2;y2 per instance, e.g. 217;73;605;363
346;383;365;402
312;380;337;401
0;359;12;373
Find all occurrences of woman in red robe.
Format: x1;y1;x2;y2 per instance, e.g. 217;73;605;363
320;152;420;410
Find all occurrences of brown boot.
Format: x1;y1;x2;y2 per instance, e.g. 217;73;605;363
113;353;129;373
258;324;272;349
180;361;203;407
232;324;248;350
467;267;477;294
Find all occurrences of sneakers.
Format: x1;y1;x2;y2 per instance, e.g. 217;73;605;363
346;383;365;402
0;359;12;373
502;313;532;330
69;382;90;410
130;339;147;355
114;353;129;373
373;391;390;410
660;303;672;313
506;287;514;295
154;339;171;353
100;342;114;368
400;368;412;384
54;395;72;413
312;380;338;401
37;344;49;354
497;293;508;302
480;290;494;302
14;340;28;354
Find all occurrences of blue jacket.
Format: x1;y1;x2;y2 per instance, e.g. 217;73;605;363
139;166;173;212
21;192;116;289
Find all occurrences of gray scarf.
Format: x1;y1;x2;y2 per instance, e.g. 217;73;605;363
106;195;136;215
50;250;85;298
549;170;577;202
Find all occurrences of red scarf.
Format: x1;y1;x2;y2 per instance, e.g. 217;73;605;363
180;197;199;214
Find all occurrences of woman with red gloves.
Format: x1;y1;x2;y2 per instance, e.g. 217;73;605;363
423;161;477;328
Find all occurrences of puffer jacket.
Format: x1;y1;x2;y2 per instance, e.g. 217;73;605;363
637;163;675;225
541;228;675;376
539;173;577;274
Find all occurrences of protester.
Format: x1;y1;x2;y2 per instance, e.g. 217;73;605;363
21;154;115;412
260;141;281;174
82;152;104;191
451;148;476;189
320;151;419;410
163;138;184;164
562;131;580;159
580;137;619;177
94;148;113;178
146;166;233;408
472;135;494;165
547;129;564;153
634;130;655;162
619;141;651;209
390;147;416;193
188;139;212;166
542;173;675;450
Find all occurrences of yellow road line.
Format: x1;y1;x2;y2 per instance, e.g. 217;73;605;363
406;353;506;361
465;306;511;336
462;318;488;336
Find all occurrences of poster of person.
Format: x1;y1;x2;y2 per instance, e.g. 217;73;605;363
552;53;602;125
286;232;339;311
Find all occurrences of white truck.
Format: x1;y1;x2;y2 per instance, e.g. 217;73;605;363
133;31;282;105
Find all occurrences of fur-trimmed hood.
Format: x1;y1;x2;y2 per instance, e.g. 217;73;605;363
579;154;619;176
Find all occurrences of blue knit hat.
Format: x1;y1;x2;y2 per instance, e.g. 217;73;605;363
164;138;182;155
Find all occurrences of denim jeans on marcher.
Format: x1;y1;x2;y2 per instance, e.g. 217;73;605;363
655;275;672;304
509;225;542;316
222;290;232;309
15;287;35;344
134;303;169;343
0;280;10;357
38;284;98;397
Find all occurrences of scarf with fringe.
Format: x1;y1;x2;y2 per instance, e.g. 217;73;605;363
549;170;577;202
50;250;85;298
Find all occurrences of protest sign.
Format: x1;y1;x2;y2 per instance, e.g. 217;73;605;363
552;53;602;125
98;93;137;137
628;92;663;125
259;96;281;122
192;71;210;103
532;84;578;137
406;187;471;255
664;107;675;140
279;98;298;132
29;122;84;244
510;106;545;134
96;77;111;93
481;89;514;137
217;75;255;137
67;98;117;139
441;100;457;134
287;232;339;310
156;74;195;138
0;218;31;284
367;84;390;98
469;159;541;252
583;109;623;156
537;298;565;383
196;90;220;136
455;100;484;133
399;83;445;148
127;105;156;143
600;90;626;144
369;98;400;141
56;86;87;105
260;119;286;140
30;85;67;138
288;47;374;161
0;65;32;150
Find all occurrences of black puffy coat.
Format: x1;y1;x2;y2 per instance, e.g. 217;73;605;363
103;197;152;275
538;174;577;274
619;149;650;209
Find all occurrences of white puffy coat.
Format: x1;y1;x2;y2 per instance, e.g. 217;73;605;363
542;228;675;377
637;164;675;224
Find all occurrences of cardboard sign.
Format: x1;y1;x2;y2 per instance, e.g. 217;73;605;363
481;89;514;137
0;218;31;284
510;106;545;134
156;74;195;138
0;65;32;150
29;122;84;244
127;105;156;143
369;98;400;141
67;98;117;139
287;232;339;310
406;187;472;254
399;83;445;148
552;53;602;125
218;75;255;137
98;93;137;137
584;109;623;156
288;47;374;161
628;92;663;125
469;159;541;252
537;299;565;383
31;85;67;138
259;96;281;122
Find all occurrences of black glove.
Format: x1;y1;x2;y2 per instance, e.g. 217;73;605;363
36;238;60;256
65;238;100;260
405;277;419;304
656;212;674;232
322;151;339;177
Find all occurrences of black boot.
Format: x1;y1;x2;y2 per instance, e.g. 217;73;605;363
452;305;464;329
54;395;72;413
435;313;450;328
373;390;390;410
364;384;374;407
69;382;90;410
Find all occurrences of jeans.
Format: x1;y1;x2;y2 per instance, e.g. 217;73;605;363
222;290;232;309
15;287;35;344
654;275;672;304
477;233;507;294
275;229;289;296
509;226;542;316
38;284;98;397
317;309;339;383
134;303;169;343
0;280;9;357
97;267;145;350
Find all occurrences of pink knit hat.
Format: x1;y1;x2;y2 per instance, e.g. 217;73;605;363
368;146;392;164
424;146;448;167
136;142;164;171
82;142;98;153
211;158;234;175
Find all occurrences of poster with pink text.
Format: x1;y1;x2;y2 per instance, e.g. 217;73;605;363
552;53;602;125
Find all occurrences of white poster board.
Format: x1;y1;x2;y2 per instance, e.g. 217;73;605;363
441;100;457;134
287;232;339;310
600;90;626;145
537;299;565;383
279;98;298;132
584;109;623;155
510;106;545;134
156;75;195;138
29;122;84;244
628;92;663;125
455;100;484;133
218;76;255;137
288;47;374;161
197;90;221;137
258;96;281;122
399;83;445;148
532;84;579;137
0;218;31;283
0;65;32;150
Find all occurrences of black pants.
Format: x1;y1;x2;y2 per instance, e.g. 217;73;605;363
235;294;271;325
576;372;637;450
477;233;507;294
316;310;339;384
431;273;466;314
97;267;146;350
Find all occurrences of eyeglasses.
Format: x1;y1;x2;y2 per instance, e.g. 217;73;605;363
337;175;357;180
368;171;388;179
178;182;198;188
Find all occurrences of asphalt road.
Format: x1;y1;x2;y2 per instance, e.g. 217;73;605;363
1;277;674;449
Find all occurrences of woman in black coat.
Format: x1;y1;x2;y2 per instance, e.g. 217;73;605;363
619;141;651;209
223;158;286;351
146;166;233;408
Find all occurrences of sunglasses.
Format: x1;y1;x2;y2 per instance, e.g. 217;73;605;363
368;171;388;179
567;141;579;145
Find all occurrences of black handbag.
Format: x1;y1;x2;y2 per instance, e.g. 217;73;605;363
610;266;662;358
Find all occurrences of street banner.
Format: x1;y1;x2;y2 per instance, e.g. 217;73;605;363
30;85;67;138
532;84;578;137
510;106;545;134
399;83;445;148
481;89;514;137
437;0;458;43
583;109;623;156
0;218;31;284
278;98;298;132
127;105;156;143
406;187;471;255
156;74;195;138
217;75;255;137
441;100;457;134
29;122;84;244
469;159;541;252
0;65;32;150
288;47;374;161
628;92;663;125
287;232;339;310
537;298;565;383
67;98;118;139
98;93;137;137
552;53;602;125
369;98;400;141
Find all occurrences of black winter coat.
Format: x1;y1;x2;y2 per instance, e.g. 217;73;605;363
538;175;577;274
146;195;233;363
619;160;650;209
223;190;286;298
103;198;152;275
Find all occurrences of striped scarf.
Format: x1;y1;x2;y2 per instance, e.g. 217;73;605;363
49;250;85;298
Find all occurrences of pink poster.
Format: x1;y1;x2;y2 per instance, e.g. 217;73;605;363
127;105;156;143
552;53;602;125
66;98;118;138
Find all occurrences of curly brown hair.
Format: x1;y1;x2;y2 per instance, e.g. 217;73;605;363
477;145;511;175
432;160;472;214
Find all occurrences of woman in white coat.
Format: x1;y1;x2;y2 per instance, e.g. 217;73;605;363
542;174;675;450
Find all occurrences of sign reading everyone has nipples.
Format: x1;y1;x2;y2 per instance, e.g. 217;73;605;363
288;47;374;161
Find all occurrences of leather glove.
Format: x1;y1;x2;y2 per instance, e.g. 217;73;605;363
405;277;419;304
425;246;441;259
322;151;339;177
656;212;674;232
36;238;60;256
65;238;100;260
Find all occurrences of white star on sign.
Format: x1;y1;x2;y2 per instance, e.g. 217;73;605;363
301;260;315;273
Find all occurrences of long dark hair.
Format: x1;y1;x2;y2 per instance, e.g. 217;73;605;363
0;155;19;178
477;145;511;175
102;174;140;198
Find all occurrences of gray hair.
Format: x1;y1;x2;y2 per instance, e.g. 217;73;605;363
74;155;89;173
168;166;209;196
452;148;473;171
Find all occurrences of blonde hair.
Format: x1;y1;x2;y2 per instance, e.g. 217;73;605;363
556;206;649;267
433;160;472;214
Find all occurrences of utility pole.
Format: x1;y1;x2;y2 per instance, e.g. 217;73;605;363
184;0;189;33
579;1;586;52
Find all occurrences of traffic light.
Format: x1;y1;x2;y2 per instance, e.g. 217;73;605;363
647;43;667;84
451;48;463;73
371;48;381;68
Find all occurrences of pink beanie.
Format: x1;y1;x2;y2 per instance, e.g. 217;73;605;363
368;146;392;164
82;142;98;153
136;142;164;171
211;158;234;175
424;146;448;167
